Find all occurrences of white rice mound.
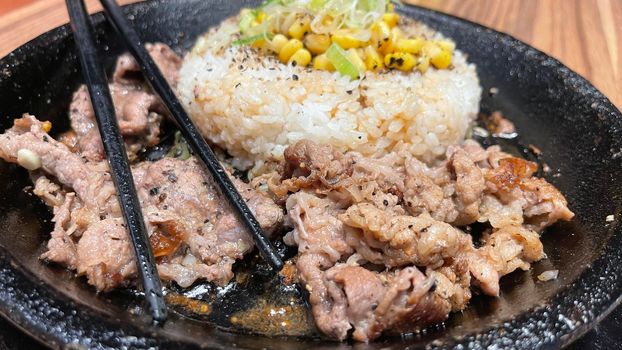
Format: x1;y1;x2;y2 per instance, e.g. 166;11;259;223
178;17;481;174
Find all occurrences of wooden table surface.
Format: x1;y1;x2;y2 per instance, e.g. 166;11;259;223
0;0;620;109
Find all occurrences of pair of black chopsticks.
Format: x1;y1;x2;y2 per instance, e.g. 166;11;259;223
65;0;283;324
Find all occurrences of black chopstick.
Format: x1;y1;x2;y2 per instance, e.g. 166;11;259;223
65;0;167;324
99;0;284;271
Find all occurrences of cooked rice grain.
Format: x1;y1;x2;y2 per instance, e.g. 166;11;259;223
178;18;481;174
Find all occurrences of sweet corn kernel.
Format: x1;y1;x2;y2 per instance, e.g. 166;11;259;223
364;46;384;71
371;21;391;51
384;52;416;71
42;121;52;133
256;11;266;24
347;48;366;72
422;42;442;59
387;3;395;12
382;13;399;28
331;30;366;49
430;48;452;69
288;16;311;40
251;38;268;49
416;55;430;73
271;34;289;53
304;34;331;55
279;39;303;63
394;38;424;54
421;42;452;69
313;53;334;71
381;28;402;55
288;48;312;67
436;40;456;52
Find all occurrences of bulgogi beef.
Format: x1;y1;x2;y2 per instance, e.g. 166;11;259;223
0;41;575;343
0;115;283;290
65;43;181;162
266;139;573;341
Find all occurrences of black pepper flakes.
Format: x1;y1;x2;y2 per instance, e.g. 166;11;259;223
292;74;299;81
149;187;159;196
383;199;389;206
42;135;49;142
346;90;353;95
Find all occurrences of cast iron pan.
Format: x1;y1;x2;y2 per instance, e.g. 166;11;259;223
1;0;621;349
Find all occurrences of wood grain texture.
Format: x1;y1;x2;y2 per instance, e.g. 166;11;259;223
409;0;622;109
0;0;620;109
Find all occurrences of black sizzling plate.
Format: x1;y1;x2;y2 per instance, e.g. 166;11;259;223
1;0;621;349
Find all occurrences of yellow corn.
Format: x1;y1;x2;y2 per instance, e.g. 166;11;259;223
279;39;303;63
371;21;391;52
288;15;311;40
271;34;289;53
421;42;452;69
288;48;312;67
382;28;404;55
384;52;416;71
332;29;366;49
251;38;268;49
256;11;266;24
42;121;52;133
416;55;430;73
304;34;331;55
364;46;384;71
347;48;367;72
436;40;456;52
430;48;452;69
312;53;334;71
387;3;395;12
394;37;424;55
382;13;399;28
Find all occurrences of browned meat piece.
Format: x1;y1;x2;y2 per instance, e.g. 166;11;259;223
273;139;574;341
485;111;516;135
449;148;486;225
68;43;181;162
285;191;455;340
0;115;283;290
269;140;357;201
76;217;137;290
477;225;544;277
113;43;182;86
482;154;574;230
327;264;447;342
284;192;352;262
340;203;473;268
40;192;78;269
133;158;283;286
69;83;165;162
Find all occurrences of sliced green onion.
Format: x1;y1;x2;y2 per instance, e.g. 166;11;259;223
232;33;274;46
326;43;361;79
310;0;328;10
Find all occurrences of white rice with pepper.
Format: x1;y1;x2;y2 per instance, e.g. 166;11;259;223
177;17;481;174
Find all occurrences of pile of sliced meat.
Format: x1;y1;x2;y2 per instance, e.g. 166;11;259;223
0;44;283;291
261;139;573;341
0;42;574;342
